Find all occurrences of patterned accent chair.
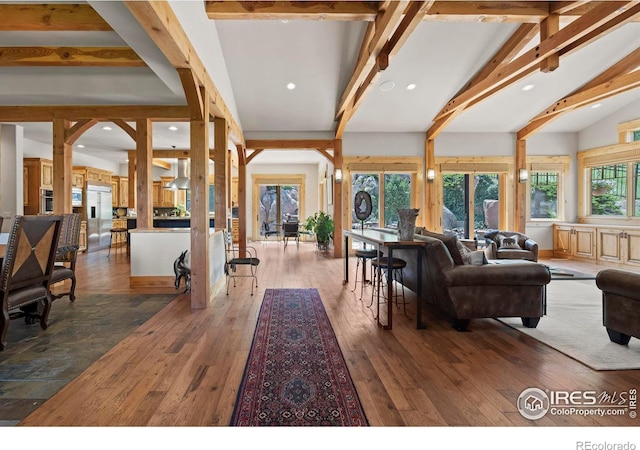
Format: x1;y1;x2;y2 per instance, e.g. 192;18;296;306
484;230;539;262
0;215;62;351
50;213;82;302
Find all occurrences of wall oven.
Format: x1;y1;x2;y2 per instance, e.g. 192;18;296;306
41;189;54;214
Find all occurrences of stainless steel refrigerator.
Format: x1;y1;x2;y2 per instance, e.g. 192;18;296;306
86;183;113;252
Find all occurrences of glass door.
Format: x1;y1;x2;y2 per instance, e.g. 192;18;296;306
443;173;499;239
258;184;300;238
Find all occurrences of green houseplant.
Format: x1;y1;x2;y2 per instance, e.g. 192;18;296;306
304;211;335;251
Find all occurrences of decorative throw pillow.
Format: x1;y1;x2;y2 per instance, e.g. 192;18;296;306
420;229;465;265
499;235;521;249
466;250;487;266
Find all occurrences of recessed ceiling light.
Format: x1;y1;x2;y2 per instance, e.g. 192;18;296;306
102;126;112;131
591;103;602;109
168;126;178;131
77;144;85;148
380;81;395;92
286;82;296;90
522;84;535;92
406;83;417;91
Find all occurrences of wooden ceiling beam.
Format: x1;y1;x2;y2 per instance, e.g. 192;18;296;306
177;68;204;122
335;2;408;119
427;21;537;139
65;119;98;145
549;1;591;15
433;1;640;121
0;105;190;122
518;47;640;139
245;139;335;150
424;1;551;23
246;149;264;165
539;13;560;72
0;4;112;31
533;71;640;121
125;1;244;146
204;1;379;21
0;46;145;67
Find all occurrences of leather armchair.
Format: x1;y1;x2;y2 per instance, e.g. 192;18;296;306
596;268;640;345
484;230;538;262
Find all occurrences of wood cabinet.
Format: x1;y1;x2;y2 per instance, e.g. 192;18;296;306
110;176;129;208
553;224;596;260
23;158;53;215
553;223;640;269
79;221;87;252
597;227;640;267
160;177;177;207
72;170;85;188
152;181;162;207
232;218;239;243
84;167;112;183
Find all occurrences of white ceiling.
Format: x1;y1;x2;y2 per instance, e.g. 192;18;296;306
1;2;639;166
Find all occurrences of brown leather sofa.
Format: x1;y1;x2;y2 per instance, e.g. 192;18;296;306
394;230;550;331
596;268;640;345
484;230;539;262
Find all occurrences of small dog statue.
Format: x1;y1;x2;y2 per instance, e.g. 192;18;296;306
173;250;191;293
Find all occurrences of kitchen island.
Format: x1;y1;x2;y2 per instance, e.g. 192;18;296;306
125;217;215;229
128;228;226;299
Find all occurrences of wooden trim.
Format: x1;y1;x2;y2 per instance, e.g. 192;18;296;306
112;119;137;142
178;68;204;121
0;46;144;67
251;174;306;241
129;276;175;288
205;1;379;21
0;4;112;31
0;105;190;121
65;119;97;145
246;139;334;150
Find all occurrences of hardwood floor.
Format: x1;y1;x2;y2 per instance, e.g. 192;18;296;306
12;242;640;427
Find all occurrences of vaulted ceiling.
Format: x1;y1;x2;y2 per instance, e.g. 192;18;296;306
0;1;639;165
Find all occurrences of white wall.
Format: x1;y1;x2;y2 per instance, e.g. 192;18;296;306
579;99;640;150
343;132;424;156
23;138;121;173
0;124;24;231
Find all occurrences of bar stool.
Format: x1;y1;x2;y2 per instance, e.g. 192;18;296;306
108;227;128;257
351;248;382;300
370;256;408;315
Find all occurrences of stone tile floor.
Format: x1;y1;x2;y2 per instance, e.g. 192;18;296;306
0;293;175;425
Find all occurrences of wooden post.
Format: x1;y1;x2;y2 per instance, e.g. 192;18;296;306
425;137;437;231
135;119;153;230
52;118;72;214
128;157;136;209
333;139;343;258
214;117;228;232
515;139;527;233
236;144;247;253
190;88;210;309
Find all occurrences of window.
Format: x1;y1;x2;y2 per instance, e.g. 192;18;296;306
383;174;411;228
351;173;379;229
633;130;640;142
590;164;626;216
443;173;499;238
530;172;558;219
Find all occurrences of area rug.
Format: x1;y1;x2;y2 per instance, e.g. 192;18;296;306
498;280;640;371
231;288;368;426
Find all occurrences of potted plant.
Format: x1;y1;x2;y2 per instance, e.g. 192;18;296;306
303;211;335;252
175;203;186;217
591;179;616;196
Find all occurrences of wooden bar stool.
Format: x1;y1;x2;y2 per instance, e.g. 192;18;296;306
108;228;128;257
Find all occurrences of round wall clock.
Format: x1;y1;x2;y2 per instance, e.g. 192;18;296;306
354;191;372;221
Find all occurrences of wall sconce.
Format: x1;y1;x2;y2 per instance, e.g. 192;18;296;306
519;168;529;183
426;168;435;182
335;168;343;183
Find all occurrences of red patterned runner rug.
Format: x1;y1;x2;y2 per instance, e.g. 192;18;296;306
231;288;368;426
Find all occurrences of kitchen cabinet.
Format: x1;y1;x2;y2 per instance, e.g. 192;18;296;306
79;221;87;252
152;181;162;207
110;176;129;208
72;170;85;188
553;224;596;260
232;218;239;243
160;177;177;207
23;158;53;215
84;167;112;183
